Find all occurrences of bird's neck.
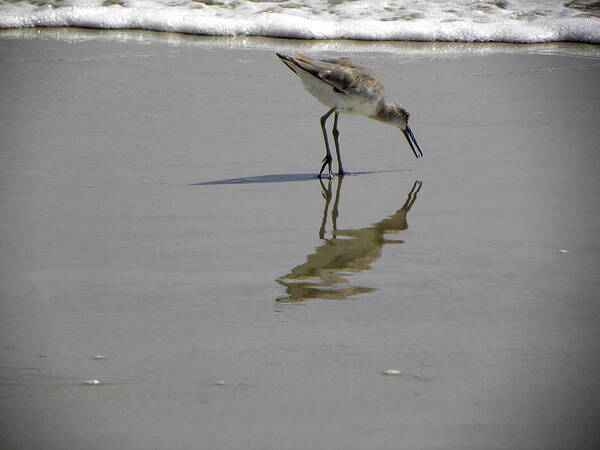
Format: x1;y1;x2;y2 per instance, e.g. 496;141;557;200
370;102;395;124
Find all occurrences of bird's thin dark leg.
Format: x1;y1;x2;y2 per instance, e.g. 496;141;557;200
319;108;336;178
332;112;345;175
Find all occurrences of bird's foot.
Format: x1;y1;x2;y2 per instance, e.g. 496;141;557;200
319;155;333;179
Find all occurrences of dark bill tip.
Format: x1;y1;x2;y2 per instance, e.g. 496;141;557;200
407;126;423;157
403;129;420;159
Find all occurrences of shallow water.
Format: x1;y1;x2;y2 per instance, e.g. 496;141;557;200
0;31;599;449
1;0;599;42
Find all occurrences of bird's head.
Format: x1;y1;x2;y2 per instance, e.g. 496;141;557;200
373;103;423;159
390;104;423;159
386;103;410;129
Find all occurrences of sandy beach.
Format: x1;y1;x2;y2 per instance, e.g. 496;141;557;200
1;29;599;449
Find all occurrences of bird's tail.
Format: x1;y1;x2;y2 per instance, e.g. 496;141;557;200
276;53;297;74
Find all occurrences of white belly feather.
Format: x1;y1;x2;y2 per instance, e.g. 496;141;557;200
296;70;380;116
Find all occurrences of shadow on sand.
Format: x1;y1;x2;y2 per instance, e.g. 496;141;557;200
276;178;423;302
190;169;410;186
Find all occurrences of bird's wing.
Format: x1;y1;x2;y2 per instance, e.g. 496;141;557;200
291;53;338;71
286;53;348;95
293;53;384;100
322;57;369;71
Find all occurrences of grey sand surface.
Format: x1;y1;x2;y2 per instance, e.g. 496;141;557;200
1;31;599;449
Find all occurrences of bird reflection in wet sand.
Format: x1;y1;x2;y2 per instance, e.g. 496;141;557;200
276;179;422;302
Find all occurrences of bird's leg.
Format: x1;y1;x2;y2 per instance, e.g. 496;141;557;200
332;112;345;175
319;108;336;178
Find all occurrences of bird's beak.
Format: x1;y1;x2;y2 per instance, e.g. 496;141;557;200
402;126;423;159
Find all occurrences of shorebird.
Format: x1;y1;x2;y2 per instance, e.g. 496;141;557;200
276;52;423;177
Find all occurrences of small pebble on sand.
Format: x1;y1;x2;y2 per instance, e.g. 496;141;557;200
84;379;100;385
382;369;403;376
92;355;107;360
215;380;225;385
557;249;569;254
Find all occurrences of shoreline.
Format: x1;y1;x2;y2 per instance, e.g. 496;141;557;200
1;27;599;59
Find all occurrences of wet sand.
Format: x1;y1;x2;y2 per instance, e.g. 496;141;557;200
1;30;599;449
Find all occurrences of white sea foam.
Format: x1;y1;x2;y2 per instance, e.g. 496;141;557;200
0;0;599;44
